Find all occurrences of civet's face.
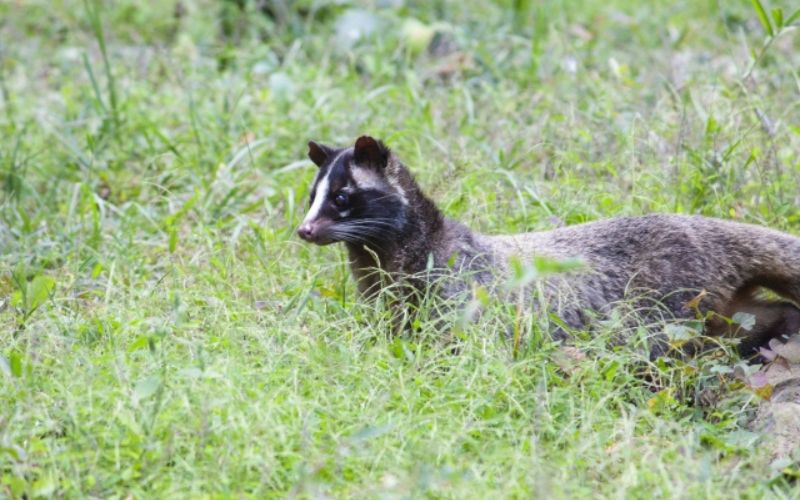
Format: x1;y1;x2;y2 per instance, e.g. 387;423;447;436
297;136;407;247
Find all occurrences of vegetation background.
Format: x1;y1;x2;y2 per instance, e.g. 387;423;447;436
1;0;800;496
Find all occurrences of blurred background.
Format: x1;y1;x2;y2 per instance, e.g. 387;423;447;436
2;1;798;236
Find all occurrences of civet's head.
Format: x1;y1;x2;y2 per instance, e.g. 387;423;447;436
297;136;409;246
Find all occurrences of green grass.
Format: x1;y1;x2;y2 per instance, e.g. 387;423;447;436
2;0;800;496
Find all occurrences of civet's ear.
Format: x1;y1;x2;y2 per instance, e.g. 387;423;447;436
308;141;335;168
353;135;389;169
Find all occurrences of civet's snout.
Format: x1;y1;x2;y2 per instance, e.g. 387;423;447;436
296;222;316;242
296;220;334;245
296;223;313;241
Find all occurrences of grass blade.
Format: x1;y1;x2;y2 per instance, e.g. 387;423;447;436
771;7;783;28
751;0;775;36
83;0;120;129
82;52;108;114
786;7;800;26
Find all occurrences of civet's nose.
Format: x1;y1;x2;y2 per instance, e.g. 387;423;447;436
297;223;315;241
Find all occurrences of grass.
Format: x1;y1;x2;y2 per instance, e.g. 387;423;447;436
1;0;800;496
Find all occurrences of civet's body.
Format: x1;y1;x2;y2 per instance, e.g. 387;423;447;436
298;136;800;354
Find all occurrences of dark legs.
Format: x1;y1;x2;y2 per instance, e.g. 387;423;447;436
707;287;800;356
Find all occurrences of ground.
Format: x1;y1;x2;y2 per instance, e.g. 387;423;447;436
1;0;800;497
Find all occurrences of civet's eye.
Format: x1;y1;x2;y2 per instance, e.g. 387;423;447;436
333;192;349;208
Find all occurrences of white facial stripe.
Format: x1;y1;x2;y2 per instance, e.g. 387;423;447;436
303;148;351;224
387;176;408;205
329;147;350;171
304;173;330;224
350;166;384;191
350;163;409;206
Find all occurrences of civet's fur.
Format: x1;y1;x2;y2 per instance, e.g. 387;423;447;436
297;136;800;354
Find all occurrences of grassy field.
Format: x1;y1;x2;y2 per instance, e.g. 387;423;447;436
2;0;800;497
